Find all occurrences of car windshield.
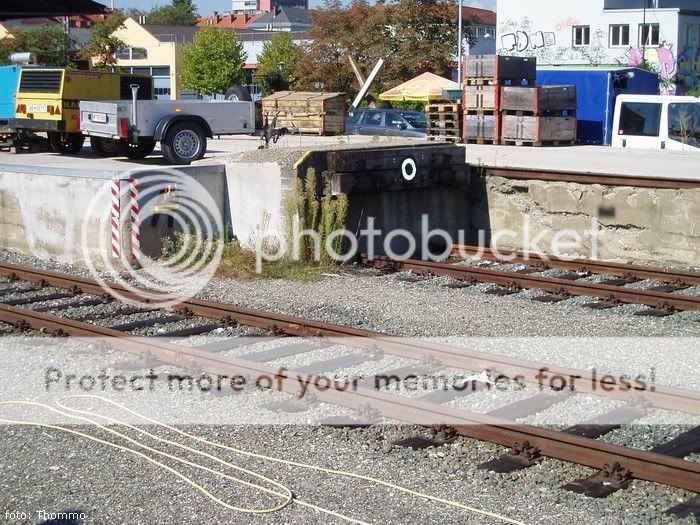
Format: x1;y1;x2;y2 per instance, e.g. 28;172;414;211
399;111;427;129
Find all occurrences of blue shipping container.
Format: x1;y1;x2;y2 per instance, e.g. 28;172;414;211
536;67;659;145
0;65;22;127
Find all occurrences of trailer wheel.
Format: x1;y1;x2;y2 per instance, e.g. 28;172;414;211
117;139;157;160
91;137;120;157
48;132;85;155
161;122;206;165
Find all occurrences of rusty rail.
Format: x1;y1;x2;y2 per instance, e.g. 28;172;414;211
450;244;700;286
363;255;700;312
1;261;699;414
1;303;699;494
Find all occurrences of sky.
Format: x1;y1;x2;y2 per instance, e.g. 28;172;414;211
110;0;496;15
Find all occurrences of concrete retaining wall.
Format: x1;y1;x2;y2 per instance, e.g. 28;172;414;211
0;164;227;266
471;176;700;268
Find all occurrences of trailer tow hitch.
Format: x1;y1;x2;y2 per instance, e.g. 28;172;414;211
258;115;288;149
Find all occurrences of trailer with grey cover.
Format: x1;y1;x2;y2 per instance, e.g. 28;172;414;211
79;86;256;164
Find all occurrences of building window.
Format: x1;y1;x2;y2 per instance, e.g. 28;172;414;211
610;24;629;47
115;47;148;60
639;23;660;46
573;26;590;47
686;24;700;46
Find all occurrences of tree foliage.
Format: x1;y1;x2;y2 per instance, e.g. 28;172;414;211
79;12;127;71
0;25;73;67
147;0;198;26
181;28;247;95
294;0;464;96
256;32;302;95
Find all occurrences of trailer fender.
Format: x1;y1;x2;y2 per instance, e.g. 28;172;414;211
154;114;213;141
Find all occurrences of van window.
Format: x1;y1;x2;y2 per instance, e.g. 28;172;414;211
618;102;662;137
668;103;699;148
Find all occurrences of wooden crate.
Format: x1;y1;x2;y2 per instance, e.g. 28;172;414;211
261;91;346;135
501;115;577;145
463;84;500;111
462;113;501;144
463;55;537;83
500;86;576;115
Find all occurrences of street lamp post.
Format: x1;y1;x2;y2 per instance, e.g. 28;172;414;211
457;0;463;89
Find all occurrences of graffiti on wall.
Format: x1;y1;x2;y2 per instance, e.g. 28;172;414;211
498;17;696;94
626;43;676;81
501;30;556;53
498;18;609;65
677;46;699;93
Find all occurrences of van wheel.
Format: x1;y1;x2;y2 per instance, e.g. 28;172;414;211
91;137;120;157
48;132;85;155
161;122;206;165
117;139;157;160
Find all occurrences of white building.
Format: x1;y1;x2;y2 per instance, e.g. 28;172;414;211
497;0;700;93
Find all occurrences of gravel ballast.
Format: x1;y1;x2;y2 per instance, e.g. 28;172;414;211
0;250;699;524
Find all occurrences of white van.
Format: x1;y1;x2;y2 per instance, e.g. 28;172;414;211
612;94;699;151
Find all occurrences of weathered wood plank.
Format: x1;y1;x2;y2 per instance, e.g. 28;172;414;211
326;145;464;174
330;165;470;195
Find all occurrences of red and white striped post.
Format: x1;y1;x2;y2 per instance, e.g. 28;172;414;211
110;179;121;259
129;177;141;261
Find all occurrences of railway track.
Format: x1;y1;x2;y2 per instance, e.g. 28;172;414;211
0;262;698;517
362;250;700;316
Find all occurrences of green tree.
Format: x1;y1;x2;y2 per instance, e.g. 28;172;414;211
79;12;127;71
0;25;73;67
181;28;246;95
256;33;302;95
294;0;466;96
148;0;198;25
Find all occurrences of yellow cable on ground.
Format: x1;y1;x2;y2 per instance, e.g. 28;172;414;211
1;396;527;525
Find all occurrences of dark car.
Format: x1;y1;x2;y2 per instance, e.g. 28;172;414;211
346;109;428;138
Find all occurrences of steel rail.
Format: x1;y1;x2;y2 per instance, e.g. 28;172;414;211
1;261;699;414
362;256;700;312
1;303;699;494
482;167;700;190
450;244;700;287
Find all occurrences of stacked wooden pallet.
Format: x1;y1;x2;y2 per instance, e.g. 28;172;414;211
261;91;346;135
500;85;577;146
426;102;462;143
461;55;536;145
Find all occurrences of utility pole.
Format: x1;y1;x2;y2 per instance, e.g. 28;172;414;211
642;0;647;63
457;0;463;89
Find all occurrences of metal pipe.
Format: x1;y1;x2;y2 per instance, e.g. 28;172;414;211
130;84;139;140
457;0;463;89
